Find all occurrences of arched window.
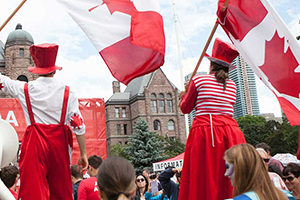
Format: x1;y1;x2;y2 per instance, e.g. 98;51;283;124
153;120;161;130
166;93;172;98
17;75;28;82
19;48;24;57
119;141;122;145
158;93;164;98
168;120;175;130
150;93;156;98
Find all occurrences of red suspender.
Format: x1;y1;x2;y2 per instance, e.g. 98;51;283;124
24;83;70;125
60;86;69;124
24;83;35;124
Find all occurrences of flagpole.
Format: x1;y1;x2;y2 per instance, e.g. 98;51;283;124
188;0;230;83
0;0;27;32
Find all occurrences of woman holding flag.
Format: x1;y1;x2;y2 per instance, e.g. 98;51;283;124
178;38;246;200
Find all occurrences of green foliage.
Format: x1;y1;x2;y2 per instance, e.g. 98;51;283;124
237;115;299;155
124;118;167;174
109;143;129;159
162;136;185;159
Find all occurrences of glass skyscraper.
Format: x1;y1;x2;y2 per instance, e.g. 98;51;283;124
230;55;260;119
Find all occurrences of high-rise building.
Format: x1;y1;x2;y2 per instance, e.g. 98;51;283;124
230;55;260;119
184;71;207;128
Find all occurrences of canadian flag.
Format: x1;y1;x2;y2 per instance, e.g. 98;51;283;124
217;0;300;157
58;0;165;85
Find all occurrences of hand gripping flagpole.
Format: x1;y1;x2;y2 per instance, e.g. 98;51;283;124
0;0;27;32
187;0;230;86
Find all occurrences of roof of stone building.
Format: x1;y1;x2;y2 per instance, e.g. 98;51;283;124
124;73;154;98
106;69;180;104
107;92;131;102
5;24;34;47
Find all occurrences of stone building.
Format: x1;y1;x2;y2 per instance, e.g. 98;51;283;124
0;23;37;98
105;69;187;150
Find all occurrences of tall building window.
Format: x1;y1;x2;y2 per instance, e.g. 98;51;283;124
151;100;157;113
158;93;164;98
159;100;165;113
167;100;173;113
117;124;121;135
153;120;161;130
19;48;24;57
168;120;175;130
17;75;28;82
166;93;172;98
124;124;127;135
122;108;126;118
115;108;119;118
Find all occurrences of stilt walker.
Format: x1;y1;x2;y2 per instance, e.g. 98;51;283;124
178;38;246;200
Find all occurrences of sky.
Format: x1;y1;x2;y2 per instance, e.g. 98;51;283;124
0;0;299;117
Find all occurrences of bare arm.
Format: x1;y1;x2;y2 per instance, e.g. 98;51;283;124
76;134;88;170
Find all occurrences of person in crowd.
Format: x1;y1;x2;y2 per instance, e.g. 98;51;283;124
224;143;295;200
178;38;246;200
283;163;300;200
78;155;103;200
0;165;19;199
0;43;88;200
256;148;288;190
143;168;151;180
97;157;136;200
256;142;284;172
132;174;149;200
71;164;83;200
158;167;181;200
269;165;284;178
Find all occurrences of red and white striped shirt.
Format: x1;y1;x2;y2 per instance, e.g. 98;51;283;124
180;74;236;116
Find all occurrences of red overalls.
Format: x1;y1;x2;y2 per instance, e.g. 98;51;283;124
18;83;73;200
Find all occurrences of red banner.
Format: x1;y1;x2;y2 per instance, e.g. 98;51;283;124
0;98;107;164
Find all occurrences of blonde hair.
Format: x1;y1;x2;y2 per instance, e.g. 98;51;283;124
97;157;136;200
224;144;287;200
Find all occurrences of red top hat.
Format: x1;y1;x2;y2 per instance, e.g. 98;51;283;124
28;43;62;74
205;38;239;70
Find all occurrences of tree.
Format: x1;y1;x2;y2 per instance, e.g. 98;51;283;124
162;136;185;159
124;118;166;173
109;143;129;159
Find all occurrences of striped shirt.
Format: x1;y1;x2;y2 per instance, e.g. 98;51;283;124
180;74;236;116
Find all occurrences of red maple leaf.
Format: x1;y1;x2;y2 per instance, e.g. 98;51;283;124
0;82;4;91
70;114;83;129
89;0;133;16
259;31;300;98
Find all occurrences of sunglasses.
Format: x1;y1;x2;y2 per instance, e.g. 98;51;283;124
136;178;145;183
263;158;270;163
283;176;296;182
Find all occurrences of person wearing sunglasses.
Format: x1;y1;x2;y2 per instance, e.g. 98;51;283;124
283;163;300;200
256;148;288;190
224;143;295;200
132;174;149;200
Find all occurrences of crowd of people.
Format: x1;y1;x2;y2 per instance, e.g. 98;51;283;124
2;143;300;200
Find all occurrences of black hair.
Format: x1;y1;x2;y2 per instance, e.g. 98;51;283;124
88;155;103;169
0;165;18;188
283;163;300;177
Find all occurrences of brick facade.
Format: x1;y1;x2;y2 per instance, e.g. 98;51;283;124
105;69;187;153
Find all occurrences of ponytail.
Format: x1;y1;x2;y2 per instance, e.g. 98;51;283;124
210;62;229;90
117;193;130;200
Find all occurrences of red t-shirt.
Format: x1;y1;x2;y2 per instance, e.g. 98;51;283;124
78;177;100;200
9;189;18;199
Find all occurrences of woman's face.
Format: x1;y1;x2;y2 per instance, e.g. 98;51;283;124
136;175;146;188
283;172;300;192
224;159;234;186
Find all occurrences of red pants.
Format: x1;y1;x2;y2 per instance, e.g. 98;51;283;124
178;115;246;200
18;123;73;200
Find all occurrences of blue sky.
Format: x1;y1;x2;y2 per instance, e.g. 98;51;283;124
0;0;299;117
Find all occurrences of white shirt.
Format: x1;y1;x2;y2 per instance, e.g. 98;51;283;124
0;74;85;135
